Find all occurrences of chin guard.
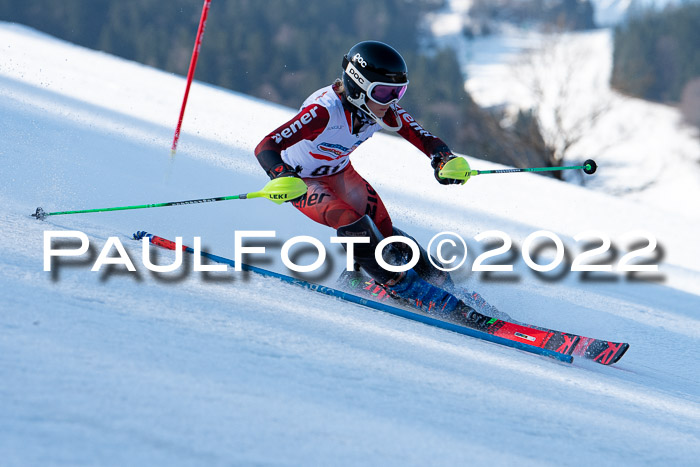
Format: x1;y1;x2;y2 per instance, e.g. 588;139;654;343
346;94;403;132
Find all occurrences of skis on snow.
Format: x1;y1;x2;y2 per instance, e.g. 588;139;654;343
133;232;628;365
339;271;629;365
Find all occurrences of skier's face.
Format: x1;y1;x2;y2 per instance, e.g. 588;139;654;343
366;99;389;118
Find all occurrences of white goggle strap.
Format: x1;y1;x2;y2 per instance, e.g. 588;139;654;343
345;61;371;92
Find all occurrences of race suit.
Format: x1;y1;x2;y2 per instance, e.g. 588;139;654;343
254;83;450;237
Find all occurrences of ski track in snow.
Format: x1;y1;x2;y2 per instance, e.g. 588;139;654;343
1;22;700;466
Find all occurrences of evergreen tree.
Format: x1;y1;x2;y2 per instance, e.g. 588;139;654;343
612;2;700;103
0;0;548;167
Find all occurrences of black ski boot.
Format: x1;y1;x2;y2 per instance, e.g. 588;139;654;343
337;216;468;319
390;226;455;290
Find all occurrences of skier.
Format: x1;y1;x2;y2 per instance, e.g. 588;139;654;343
254;40;478;322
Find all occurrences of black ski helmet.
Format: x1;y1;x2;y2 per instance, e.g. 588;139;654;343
342;41;408;131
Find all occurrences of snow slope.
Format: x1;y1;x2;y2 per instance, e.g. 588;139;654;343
1;23;699;466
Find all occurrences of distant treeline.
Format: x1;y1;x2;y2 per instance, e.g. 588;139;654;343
467;0;595;35
611;2;700;103
0;0;551;168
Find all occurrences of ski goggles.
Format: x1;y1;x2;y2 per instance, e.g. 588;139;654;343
367;82;408;105
345;61;408;105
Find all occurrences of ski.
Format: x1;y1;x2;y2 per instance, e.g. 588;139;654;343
340;271;629;365
132;231;574;363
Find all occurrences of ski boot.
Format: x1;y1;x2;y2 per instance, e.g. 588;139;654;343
388;269;496;328
390;226;455;290
386;268;459;317
336;215;485;325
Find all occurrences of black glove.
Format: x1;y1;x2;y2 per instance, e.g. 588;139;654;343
430;150;462;185
267;162;300;180
265;163;306;203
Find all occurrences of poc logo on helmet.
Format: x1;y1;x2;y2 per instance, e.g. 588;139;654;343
352;53;368;68
347;66;365;85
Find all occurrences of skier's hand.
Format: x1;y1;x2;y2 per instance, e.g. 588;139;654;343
431;151;465;185
265;163;306;203
267;162;301;180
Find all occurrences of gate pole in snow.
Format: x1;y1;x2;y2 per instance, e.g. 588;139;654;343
170;0;212;156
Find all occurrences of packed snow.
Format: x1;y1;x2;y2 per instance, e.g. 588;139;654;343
1;22;699;466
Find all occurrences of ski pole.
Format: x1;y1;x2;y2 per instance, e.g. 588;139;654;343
440;158;597;181
31;177;307;220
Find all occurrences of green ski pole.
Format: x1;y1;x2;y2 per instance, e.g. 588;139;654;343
32;177;308;220
440;158;597;182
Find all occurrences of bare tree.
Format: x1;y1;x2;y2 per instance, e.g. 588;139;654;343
512;31;612;179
